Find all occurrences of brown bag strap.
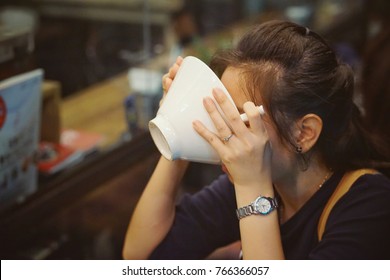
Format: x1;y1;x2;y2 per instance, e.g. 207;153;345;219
317;169;378;241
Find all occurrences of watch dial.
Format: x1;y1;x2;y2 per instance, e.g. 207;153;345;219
256;197;272;214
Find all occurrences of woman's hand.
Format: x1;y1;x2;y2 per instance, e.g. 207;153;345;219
192;88;272;191
193;88;284;260
160;56;183;106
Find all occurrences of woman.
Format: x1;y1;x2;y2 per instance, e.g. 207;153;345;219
123;20;390;260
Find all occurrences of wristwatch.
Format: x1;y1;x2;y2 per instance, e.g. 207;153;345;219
236;196;279;220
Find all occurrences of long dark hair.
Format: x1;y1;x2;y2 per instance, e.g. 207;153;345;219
210;20;389;174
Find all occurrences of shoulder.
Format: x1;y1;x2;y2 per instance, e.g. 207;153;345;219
316;173;390;259
351;172;390;196
335;172;390;211
326;172;390;232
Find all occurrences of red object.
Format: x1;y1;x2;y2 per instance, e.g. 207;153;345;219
38;142;82;174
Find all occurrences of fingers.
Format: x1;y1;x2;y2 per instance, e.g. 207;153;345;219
242;102;266;134
211;88;266;136
168;56;183;79
203;97;233;141
192;94;238;152
192;120;226;152
212;88;247;136
162;56;183;94
193;89;268;163
162;76;172;93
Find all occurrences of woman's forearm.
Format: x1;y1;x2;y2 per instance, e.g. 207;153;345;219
234;182;285;260
122;156;189;259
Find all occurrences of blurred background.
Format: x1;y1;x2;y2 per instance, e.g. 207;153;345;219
0;0;388;259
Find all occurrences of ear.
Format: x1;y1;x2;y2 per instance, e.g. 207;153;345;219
294;114;323;153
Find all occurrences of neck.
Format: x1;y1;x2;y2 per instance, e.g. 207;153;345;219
275;163;332;224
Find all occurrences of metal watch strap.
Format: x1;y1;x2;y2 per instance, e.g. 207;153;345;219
236;196;278;220
236;204;256;219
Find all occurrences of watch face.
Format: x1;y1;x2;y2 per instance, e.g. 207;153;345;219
254;197;272;215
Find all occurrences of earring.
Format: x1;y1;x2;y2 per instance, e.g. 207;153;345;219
296;146;303;153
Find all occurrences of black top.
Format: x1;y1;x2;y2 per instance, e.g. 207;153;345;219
150;172;390;259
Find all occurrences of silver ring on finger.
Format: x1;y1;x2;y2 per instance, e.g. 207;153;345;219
222;133;234;143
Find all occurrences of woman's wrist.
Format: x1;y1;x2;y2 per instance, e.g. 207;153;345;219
234;180;274;208
157;157;189;185
162;156;189;172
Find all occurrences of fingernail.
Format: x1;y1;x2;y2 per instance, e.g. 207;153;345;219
240;106;265;122
212;88;224;100
192;120;200;129
203;97;214;107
